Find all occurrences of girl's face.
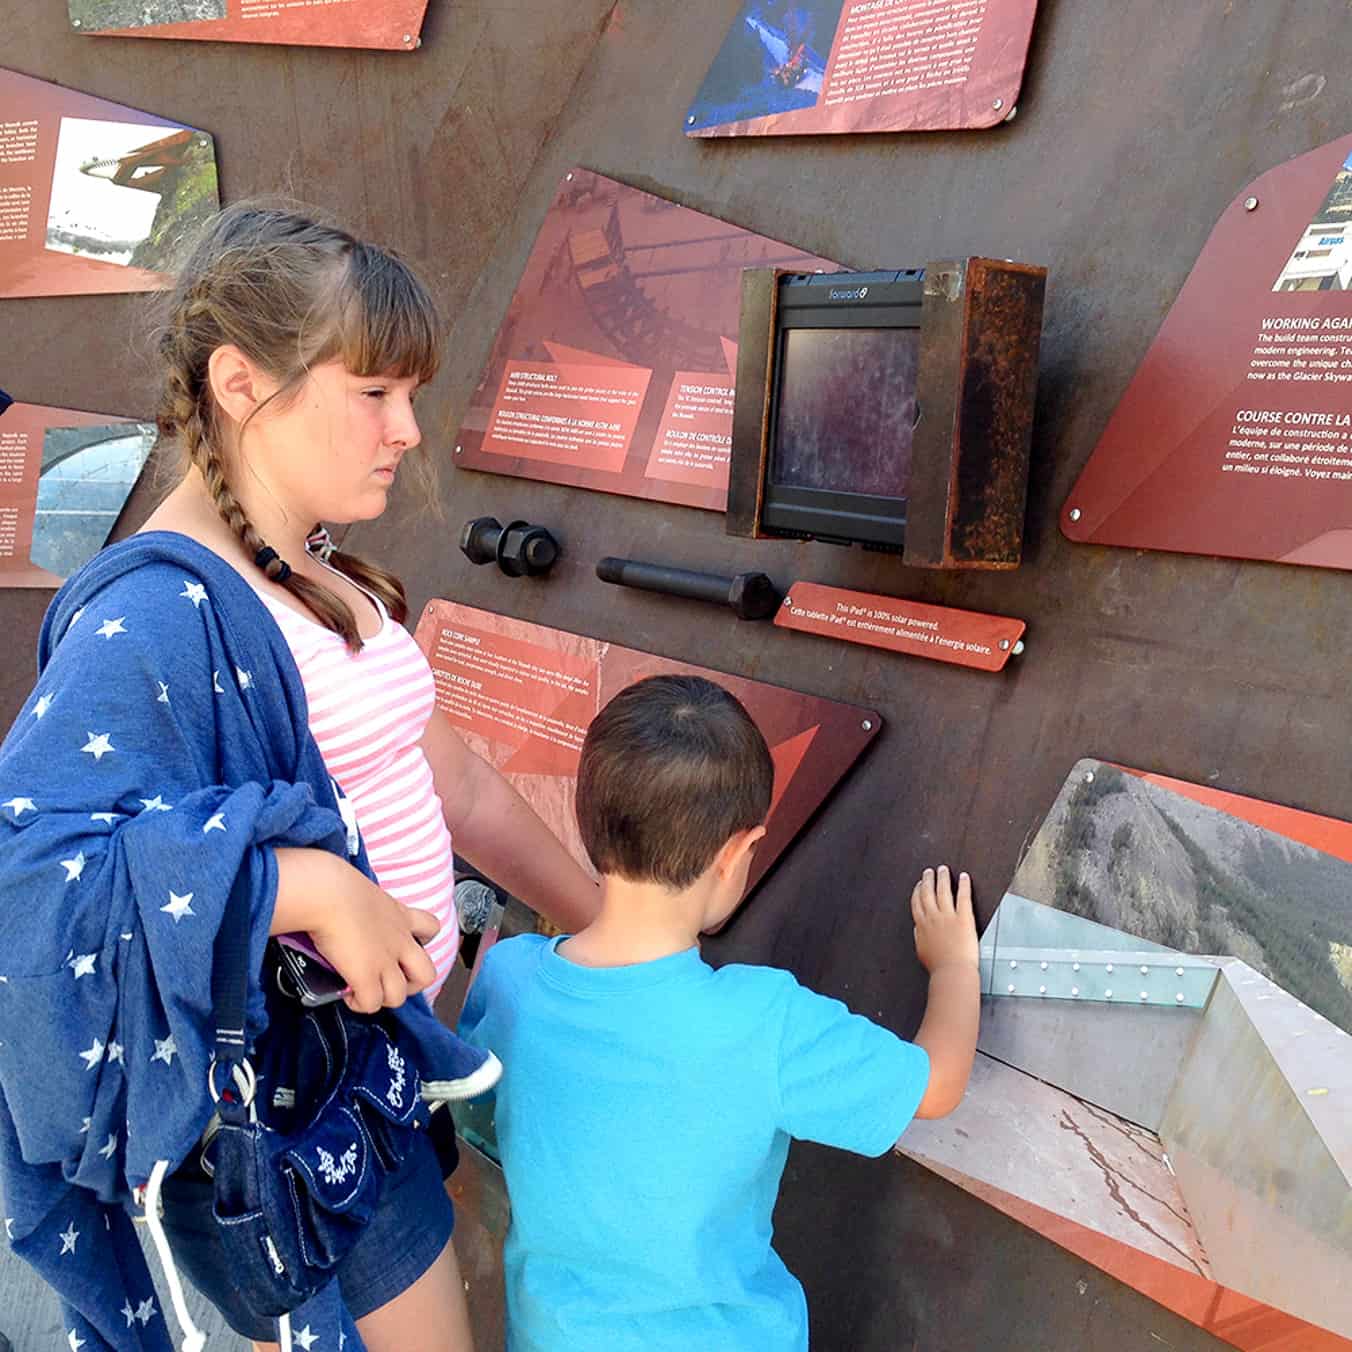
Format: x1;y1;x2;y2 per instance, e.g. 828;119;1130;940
243;358;423;526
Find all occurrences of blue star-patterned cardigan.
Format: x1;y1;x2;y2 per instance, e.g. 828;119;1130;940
0;532;457;1350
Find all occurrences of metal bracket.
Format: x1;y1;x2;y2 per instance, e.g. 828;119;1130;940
980;946;1218;1008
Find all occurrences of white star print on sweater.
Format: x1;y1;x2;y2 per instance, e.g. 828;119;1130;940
0;534;446;1350
160;891;194;923
80;733;114;761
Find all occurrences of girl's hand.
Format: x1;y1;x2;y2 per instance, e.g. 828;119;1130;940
273;848;440;1011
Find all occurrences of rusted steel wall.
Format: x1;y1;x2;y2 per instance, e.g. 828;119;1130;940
7;3;1352;1348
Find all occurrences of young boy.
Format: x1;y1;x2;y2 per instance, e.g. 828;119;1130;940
459;675;980;1351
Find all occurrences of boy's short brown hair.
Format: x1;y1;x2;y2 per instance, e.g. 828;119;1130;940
576;675;775;889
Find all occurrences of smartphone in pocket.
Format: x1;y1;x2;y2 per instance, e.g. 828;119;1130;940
274;933;349;1007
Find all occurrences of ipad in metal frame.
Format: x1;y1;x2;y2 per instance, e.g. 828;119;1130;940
761;270;924;550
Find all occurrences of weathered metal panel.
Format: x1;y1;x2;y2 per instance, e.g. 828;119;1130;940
8;2;1352;1349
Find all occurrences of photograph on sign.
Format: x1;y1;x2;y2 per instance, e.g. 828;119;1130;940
68;0;430;50
1006;760;1352;1035
0;402;154;588
1273;149;1352;292
70;0;226;25
686;0;1040;138
688;0;843;129
45;120;213;274
453;169;832;512
33;423;155;578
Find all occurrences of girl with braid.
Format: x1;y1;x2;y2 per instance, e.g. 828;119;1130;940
0;205;599;1352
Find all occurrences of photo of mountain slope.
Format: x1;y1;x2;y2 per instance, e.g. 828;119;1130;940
1011;761;1352;1034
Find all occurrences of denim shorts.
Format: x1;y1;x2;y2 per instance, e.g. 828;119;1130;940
158;1125;457;1342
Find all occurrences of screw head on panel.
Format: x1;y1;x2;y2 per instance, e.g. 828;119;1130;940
1071;986;1080;997
999;639;1011;651
993;98;1004;111
1245;196;1260;211
1040;961;1048;971
1069;507;1082;522
861;719;873;731
783;596;794;608
688;115;697;126
1105;963;1114;973
1140;966;1149;975
1012;640;1025;655
1072;962;1080;972
1007;984;1016;994
73;17;82;25
1010;960;1018;969
1038;986;1047;995
454;445;462;455
1104;989;1113;999
1140;992;1149;1001
402;33;413;43
1176;993;1185;1002
1176;967;1184;976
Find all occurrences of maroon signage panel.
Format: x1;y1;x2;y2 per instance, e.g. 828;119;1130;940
685;0;1039;139
776;581;1025;671
453;169;835;512
1064;133;1352;571
414;599;880;904
69;0;428;50
0;67;218;299
0;400;154;588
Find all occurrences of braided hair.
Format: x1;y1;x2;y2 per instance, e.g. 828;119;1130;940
154;204;441;648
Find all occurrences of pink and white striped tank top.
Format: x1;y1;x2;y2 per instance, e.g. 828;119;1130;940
257;573;460;992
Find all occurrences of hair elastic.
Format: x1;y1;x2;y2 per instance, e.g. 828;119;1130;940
254;545;292;583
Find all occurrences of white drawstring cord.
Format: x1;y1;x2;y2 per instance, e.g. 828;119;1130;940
422;1051;503;1106
277;1312;293;1352
142;1159;207;1352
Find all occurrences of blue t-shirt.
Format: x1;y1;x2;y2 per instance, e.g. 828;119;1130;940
459;934;930;1352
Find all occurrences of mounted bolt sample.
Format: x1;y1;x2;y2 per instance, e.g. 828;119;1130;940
460;517;560;578
596;557;781;620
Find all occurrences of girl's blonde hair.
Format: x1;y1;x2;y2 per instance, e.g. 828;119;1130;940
155;203;441;649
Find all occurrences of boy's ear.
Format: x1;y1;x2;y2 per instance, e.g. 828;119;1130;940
714;824;767;881
207;344;269;426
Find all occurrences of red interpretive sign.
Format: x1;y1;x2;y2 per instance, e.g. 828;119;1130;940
1064;132;1352;573
453;169;834;511
68;0;429;51
0;400;154;588
774;582;1025;671
0;67;218;299
685;0;1040;139
481;359;653;476
414;599;880;906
